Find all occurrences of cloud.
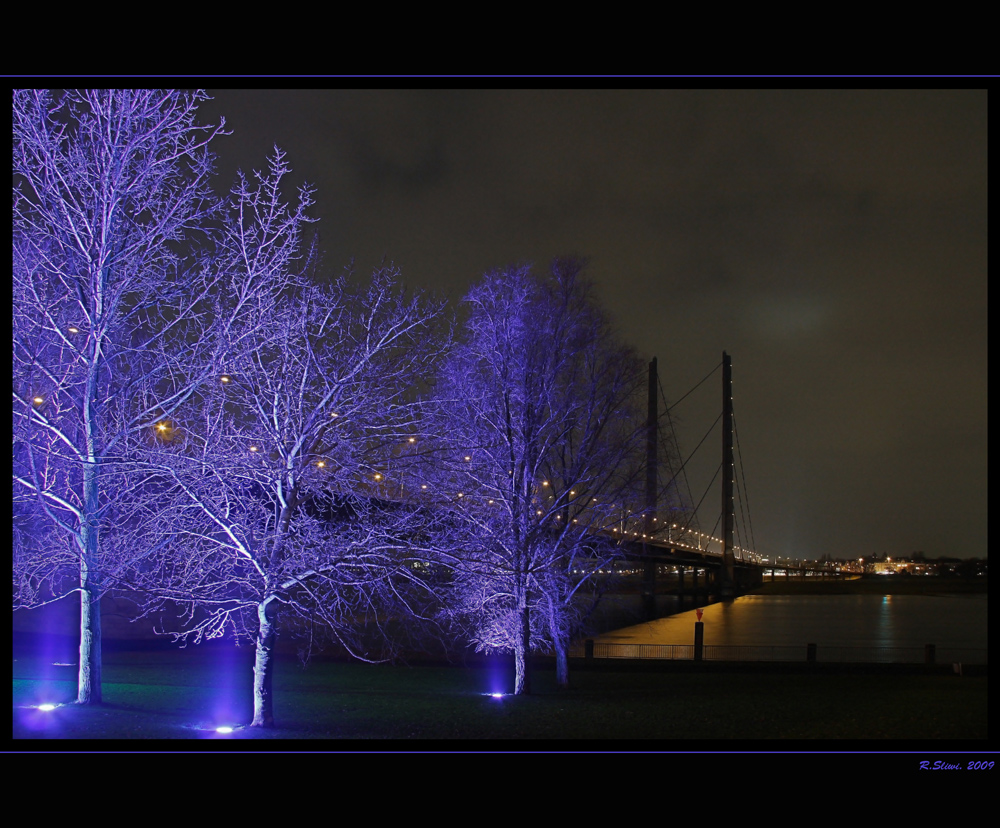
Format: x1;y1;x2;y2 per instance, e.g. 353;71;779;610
746;293;831;340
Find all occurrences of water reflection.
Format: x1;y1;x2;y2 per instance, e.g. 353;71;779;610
595;593;987;654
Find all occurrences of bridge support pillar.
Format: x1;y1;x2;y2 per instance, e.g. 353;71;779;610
642;358;658;622
718;351;736;599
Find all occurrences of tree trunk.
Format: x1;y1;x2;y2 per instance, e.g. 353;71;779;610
77;581;102;704
513;602;531;695
554;637;569;688
77;366;102;705
545;593;569;688
251;599;277;727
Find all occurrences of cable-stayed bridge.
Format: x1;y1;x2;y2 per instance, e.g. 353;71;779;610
616;351;762;612
364;352;772;615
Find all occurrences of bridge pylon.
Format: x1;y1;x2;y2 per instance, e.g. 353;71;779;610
717;351;737;599
642;357;658;620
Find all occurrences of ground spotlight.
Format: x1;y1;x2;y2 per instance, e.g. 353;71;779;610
182;722;246;737
38;703;57;712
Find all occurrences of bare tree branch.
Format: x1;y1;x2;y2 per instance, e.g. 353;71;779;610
422;259;663;693
13;89;227;704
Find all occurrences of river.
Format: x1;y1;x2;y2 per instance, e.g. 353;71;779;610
592;592;987;663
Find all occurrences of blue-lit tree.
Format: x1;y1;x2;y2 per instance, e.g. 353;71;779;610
427;260;651;693
130;181;449;727
13;90;227;704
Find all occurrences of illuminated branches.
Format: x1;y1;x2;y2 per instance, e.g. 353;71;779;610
13;89;447;727
13;89;226;704
427;259;649;693
135;245;449;727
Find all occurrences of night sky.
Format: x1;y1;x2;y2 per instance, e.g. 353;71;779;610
198;88;987;563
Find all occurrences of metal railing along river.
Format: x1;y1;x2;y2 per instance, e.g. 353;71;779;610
575;641;987;665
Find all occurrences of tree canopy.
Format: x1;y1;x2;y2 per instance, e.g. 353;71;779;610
426;259;651;692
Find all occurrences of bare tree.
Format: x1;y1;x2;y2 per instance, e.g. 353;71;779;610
12;90;226;704
132;247;449;727
426;260;651;693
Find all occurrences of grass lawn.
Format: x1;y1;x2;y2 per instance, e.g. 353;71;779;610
12;642;988;744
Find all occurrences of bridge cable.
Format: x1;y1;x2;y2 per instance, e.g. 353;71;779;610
733;406;756;554
735;409;755;552
654;359;722;532
709;511;722;544
657;375;698;530
731;406;750;558
647;359;724;546
656;410;722;535
665;360;722;414
678;460;723;543
734;455;750;559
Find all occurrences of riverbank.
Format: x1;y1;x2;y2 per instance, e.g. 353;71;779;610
12;646;987;741
748;576;987;597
